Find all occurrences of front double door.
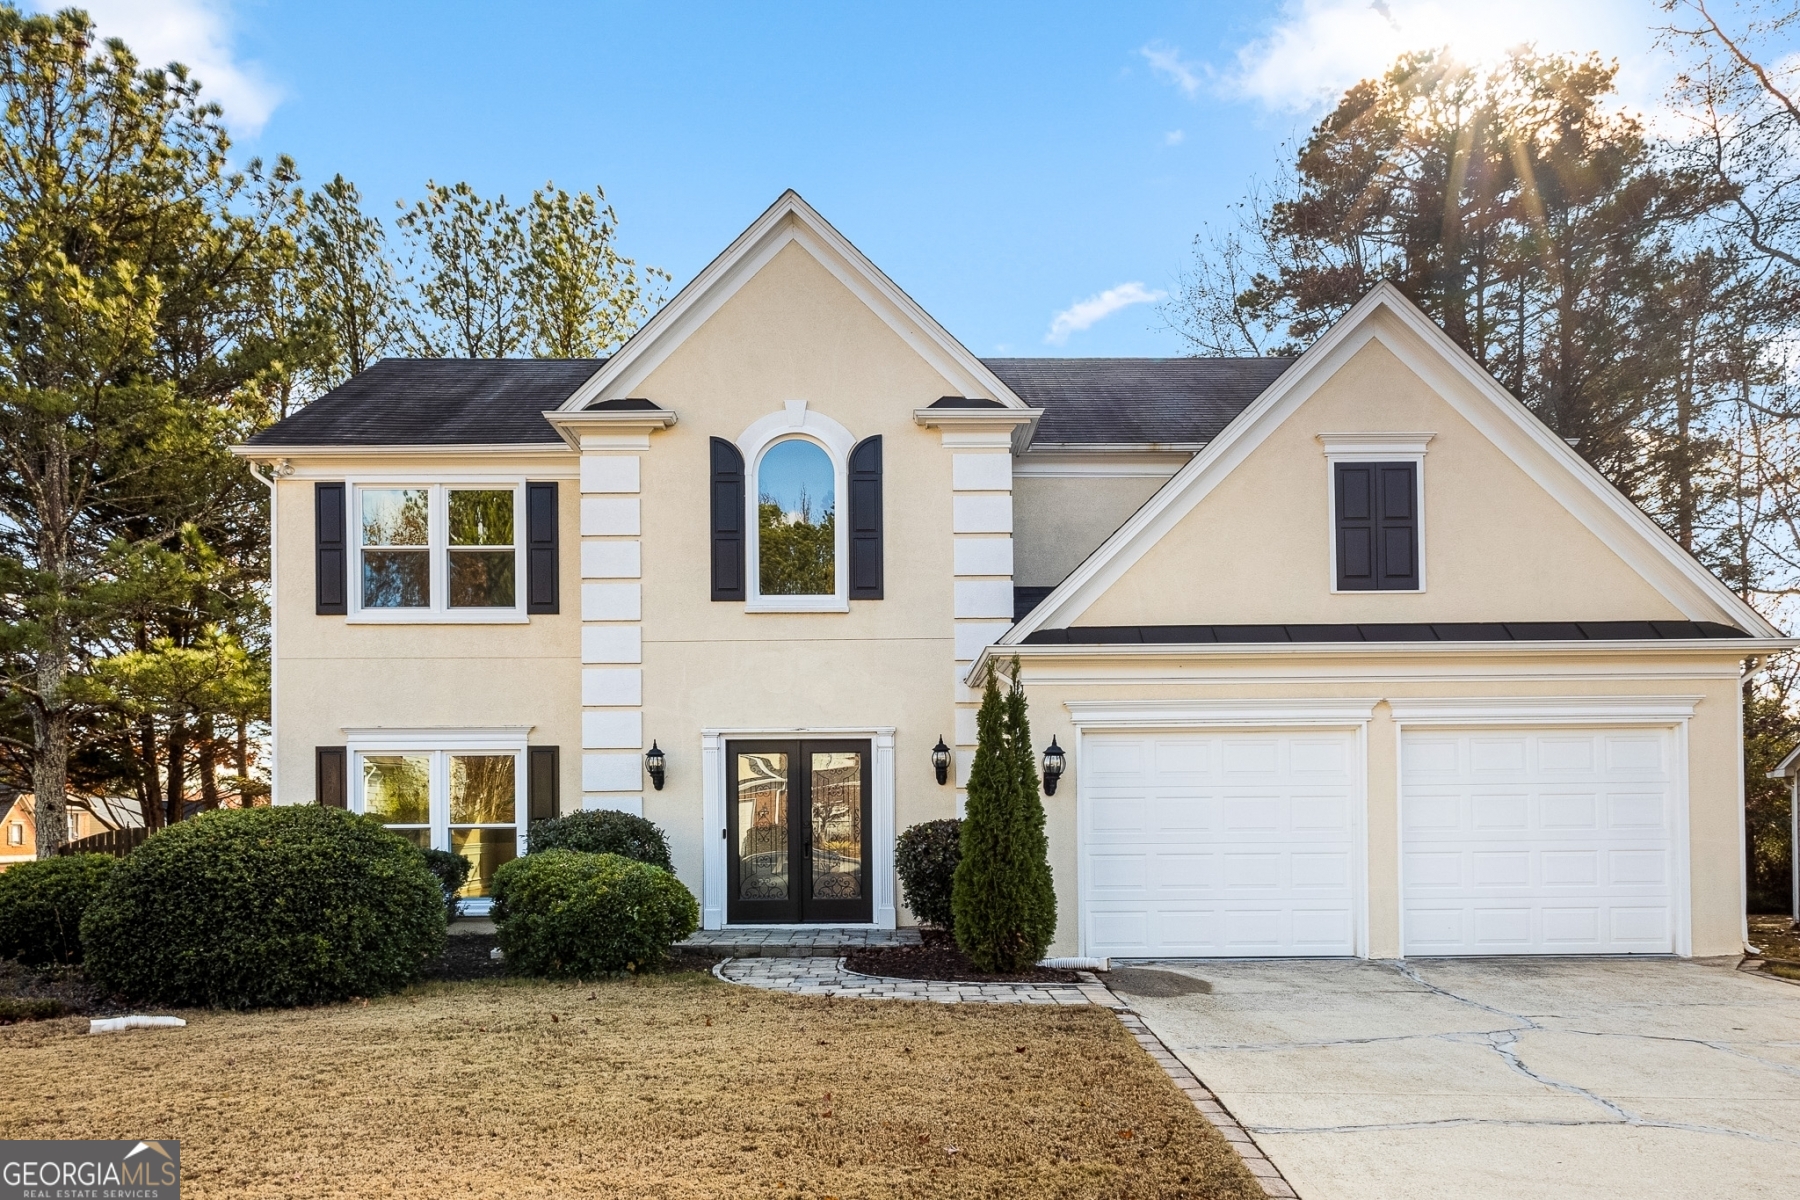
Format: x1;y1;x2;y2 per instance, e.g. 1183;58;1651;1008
727;739;871;924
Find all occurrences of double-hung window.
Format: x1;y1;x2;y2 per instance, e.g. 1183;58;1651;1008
353;484;521;619
355;745;524;906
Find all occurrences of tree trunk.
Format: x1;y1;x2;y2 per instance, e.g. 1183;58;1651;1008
165;716;188;826
28;665;69;859
138;715;163;832
197;713;220;811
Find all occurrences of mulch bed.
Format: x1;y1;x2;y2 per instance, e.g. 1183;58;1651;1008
844;929;1083;984
0;959;127;1023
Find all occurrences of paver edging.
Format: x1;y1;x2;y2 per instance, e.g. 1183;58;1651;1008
1108;1006;1300;1200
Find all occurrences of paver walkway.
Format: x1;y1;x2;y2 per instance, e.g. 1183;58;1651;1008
680;928;920;957
714;954;1114;1005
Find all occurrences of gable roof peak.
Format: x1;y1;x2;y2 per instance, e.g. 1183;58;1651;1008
559;190;1028;414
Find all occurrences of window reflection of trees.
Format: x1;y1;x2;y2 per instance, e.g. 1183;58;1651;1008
736;753;789;900
810;753;862;900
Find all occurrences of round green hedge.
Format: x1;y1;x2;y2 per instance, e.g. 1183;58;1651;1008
80;807;446;1008
491;850;698;978
0;854;116;966
526;809;673;871
895;818;961;929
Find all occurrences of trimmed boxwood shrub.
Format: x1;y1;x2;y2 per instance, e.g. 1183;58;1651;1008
81;807;446;1008
491;850;698;978
422;847;473;914
895;819;961;929
0;854;116;966
526;809;673;871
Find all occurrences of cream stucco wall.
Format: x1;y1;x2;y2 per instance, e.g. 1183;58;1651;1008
1013;473;1167;587
1016;651;1747;959
1080;338;1687;627
625;241;974;901
271;453;583;807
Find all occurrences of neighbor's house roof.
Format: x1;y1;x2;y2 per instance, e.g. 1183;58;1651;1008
983;357;1295;447
243;355;1292;450
244;359;606;449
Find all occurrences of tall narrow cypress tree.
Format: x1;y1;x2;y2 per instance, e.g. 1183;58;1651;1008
952;658;1056;971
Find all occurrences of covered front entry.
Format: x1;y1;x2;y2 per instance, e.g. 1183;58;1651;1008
1400;726;1679;955
1080;729;1360;959
727;739;872;924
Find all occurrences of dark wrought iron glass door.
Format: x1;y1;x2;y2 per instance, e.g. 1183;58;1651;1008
726;740;871;924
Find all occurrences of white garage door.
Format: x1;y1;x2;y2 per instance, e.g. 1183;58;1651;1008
1401;727;1676;955
1083;731;1358;958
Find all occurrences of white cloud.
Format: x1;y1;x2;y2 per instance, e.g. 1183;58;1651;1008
1227;0;1666;114
1045;282;1167;345
31;0;281;134
1164;129;1186;146
1141;41;1205;99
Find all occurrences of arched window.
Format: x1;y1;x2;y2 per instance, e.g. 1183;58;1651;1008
756;438;835;596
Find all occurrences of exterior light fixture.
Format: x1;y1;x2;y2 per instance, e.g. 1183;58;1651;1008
1041;737;1066;795
931;736;952;786
645;742;666;791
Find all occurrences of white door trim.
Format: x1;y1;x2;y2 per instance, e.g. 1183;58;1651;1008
700;726;897;931
1067;701;1379;959
1391;696;1698;957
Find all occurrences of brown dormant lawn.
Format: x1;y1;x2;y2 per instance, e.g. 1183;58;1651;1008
0;970;1262;1199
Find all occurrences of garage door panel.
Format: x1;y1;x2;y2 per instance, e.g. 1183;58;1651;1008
1084;730;1357;958
1401;727;1675;956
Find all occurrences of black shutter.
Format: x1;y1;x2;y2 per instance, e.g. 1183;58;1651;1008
1335;462;1417;591
848;435;883;599
1376;463;1419;589
526;481;559;614
528;746;560;823
710;437;745;600
316;747;347;808
315;482;347;614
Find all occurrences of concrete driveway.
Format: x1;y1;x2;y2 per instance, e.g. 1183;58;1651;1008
1117;957;1800;1200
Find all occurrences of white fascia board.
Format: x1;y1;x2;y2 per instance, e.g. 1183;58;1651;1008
231;443;573;458
971;635;1799;684
560;191;1029;415
1769;744;1800;779
1004;281;1788;643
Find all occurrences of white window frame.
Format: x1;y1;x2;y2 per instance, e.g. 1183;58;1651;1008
347;480;528;623
737;402;856;613
7;822;21;846
1318;432;1433;595
345;726;532;914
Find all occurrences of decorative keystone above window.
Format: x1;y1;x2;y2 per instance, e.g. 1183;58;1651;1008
1318;433;1432;593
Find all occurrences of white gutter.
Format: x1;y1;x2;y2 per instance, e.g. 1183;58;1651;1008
969;636;1800;684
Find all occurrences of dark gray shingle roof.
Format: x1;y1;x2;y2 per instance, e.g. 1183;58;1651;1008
245;358;606;447
983;357;1295;445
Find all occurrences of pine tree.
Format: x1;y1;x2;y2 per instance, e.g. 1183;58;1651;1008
952;658;1056;971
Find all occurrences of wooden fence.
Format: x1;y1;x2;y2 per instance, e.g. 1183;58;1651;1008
58;827;149;858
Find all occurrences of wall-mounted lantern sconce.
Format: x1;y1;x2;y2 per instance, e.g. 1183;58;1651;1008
645;741;666;791
931;736;952;786
1041;737;1066;795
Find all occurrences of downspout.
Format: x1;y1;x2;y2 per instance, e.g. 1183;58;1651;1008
1740;655;1765;955
246;460;287;806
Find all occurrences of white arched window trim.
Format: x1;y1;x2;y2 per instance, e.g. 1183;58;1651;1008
737;401;855;613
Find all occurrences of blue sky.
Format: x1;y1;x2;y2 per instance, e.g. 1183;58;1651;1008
59;0;1672;357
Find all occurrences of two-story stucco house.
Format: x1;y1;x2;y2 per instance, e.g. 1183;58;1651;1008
237;191;1792;960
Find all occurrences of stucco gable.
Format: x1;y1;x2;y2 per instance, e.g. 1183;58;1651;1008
1005;284;1783;640
560;190;1027;414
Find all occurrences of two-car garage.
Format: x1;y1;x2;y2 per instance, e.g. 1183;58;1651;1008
1077;708;1684;961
